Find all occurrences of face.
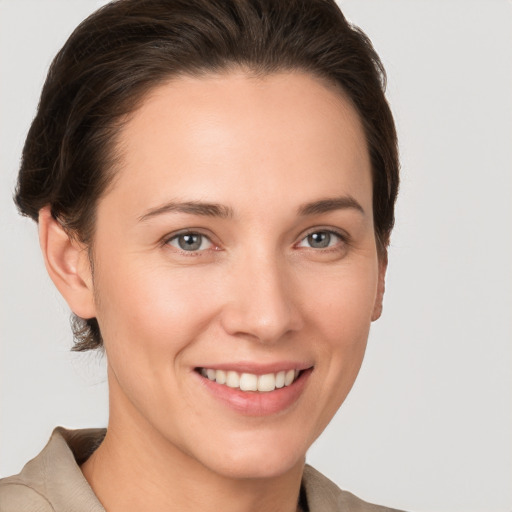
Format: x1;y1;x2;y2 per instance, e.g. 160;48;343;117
88;71;384;479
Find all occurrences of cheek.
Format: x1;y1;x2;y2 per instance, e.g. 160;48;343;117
304;262;378;404
94;258;220;364
304;261;378;341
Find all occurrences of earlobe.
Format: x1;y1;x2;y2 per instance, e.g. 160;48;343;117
371;255;387;322
38;206;96;320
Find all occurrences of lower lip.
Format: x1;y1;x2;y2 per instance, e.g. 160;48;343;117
195;369;312;416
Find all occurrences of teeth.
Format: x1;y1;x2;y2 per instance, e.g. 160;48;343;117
240;373;258;391
199;368;301;392
216;369;226;385
226;371;240;388
284;369;295;386
257;373;276;392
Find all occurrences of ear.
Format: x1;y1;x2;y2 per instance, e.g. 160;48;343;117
371;254;387;321
38;206;96;319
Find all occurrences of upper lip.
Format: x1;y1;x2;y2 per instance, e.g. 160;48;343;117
194;361;314;375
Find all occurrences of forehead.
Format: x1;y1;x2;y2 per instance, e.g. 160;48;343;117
104;71;372;218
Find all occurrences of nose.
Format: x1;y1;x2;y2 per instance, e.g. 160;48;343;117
219;253;303;344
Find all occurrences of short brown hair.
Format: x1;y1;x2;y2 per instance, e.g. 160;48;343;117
15;0;399;351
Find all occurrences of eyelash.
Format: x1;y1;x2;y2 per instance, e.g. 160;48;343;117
296;228;347;251
164;230;217;255
163;228;348;255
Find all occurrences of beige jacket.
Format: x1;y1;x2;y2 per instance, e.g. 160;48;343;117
0;428;404;511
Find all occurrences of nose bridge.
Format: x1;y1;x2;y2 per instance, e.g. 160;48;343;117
221;248;302;343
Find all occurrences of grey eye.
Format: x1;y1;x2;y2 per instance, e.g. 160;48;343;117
307;231;332;248
178;234;202;251
168;233;213;252
297;230;342;249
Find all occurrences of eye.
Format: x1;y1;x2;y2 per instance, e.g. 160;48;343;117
297;230;344;249
167;232;214;252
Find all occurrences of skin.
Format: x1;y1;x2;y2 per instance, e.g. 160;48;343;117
39;71;386;512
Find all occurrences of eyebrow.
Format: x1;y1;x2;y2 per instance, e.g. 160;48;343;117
138;200;234;222
297;196;365;216
138;195;364;223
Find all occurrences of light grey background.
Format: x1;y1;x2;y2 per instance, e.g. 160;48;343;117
1;1;511;511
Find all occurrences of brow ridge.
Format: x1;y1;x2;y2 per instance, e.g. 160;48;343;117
139;195;364;222
138;200;234;222
297;196;365;216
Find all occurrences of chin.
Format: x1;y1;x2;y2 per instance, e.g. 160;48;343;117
208;453;304;481
194;431;308;480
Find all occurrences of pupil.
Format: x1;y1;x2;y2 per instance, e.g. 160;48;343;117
179;234;201;251
308;232;330;248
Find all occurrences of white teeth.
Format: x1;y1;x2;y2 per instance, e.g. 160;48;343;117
200;368;302;392
284;369;295;386
216;369;226;384
275;371;285;388
226;371;240;388
240;373;258;391
257;373;276;392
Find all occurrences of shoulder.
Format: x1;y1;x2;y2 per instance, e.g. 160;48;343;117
0;427;106;512
303;465;407;512
0;478;53;512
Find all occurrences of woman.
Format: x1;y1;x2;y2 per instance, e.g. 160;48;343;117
0;1;400;511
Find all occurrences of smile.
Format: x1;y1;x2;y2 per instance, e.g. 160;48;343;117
198;368;301;392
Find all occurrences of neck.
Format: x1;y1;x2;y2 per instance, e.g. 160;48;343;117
81;377;304;512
